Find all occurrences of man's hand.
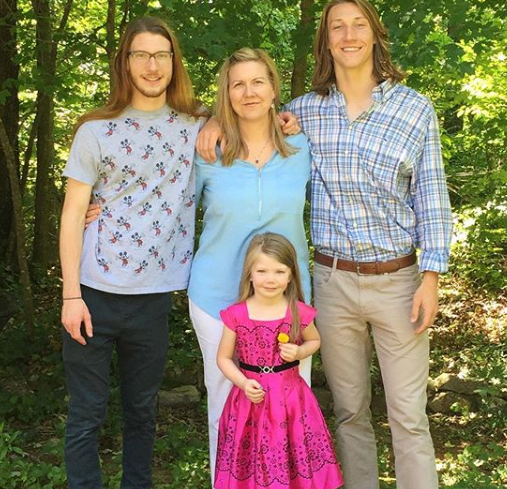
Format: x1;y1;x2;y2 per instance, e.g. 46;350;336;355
279;342;300;362
61;299;93;345
242;379;265;403
85;203;100;227
196;117;223;163
278;111;301;135
411;271;439;334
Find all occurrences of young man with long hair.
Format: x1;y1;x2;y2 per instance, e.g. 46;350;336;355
60;17;202;489
285;1;452;488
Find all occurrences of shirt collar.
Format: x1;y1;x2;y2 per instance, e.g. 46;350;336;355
329;78;398;105
374;79;397;102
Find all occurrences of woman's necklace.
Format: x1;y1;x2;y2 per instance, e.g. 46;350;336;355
248;138;271;166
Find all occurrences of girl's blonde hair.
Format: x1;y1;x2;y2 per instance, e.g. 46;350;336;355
312;0;405;96
216;48;296;167
238;233;305;342
73;16;201;136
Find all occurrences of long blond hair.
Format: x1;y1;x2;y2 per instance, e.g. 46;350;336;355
313;0;405;96
238;233;305;342
216;48;296;167
73;17;201;135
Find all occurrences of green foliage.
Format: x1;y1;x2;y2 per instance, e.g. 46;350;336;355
0;422;66;489
375;0;507;292
158;0;304;104
439;442;507;487
1;1;507;487
452;205;507;292
153;422;210;488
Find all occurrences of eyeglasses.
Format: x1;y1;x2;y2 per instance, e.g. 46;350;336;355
128;51;173;63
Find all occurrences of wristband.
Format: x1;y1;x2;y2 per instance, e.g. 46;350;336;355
63;297;82;301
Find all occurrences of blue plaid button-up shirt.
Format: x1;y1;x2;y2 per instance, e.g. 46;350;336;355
286;80;452;273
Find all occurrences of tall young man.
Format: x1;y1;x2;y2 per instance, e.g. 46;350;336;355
284;1;452;488
59;17;202;489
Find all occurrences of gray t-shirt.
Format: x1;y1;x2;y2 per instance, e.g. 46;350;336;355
63;105;201;294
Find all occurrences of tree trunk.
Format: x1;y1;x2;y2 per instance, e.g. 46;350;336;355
106;0;116;89
0;113;34;328
31;0;55;268
119;0;131;36
0;0;20;261
290;0;316;99
443;22;464;135
31;0;73;268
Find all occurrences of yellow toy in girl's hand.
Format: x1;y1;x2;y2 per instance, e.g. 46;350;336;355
277;332;290;344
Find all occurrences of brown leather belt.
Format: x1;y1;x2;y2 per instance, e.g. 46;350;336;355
314;250;417;275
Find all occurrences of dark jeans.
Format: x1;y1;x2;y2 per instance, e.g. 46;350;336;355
63;285;172;489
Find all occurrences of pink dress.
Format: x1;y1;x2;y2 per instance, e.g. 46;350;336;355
215;301;344;489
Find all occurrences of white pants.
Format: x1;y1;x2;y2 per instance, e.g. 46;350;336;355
188;300;312;486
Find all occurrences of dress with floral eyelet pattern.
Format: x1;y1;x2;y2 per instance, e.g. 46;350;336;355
214;301;344;489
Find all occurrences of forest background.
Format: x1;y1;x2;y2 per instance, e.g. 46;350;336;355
0;0;506;487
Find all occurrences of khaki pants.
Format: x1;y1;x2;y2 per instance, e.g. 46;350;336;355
313;262;438;489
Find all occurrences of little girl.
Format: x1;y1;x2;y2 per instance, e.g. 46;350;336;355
215;232;344;489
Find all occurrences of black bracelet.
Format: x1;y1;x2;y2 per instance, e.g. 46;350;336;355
63;297;82;301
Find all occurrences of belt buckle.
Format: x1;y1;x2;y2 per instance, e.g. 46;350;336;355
260;366;274;374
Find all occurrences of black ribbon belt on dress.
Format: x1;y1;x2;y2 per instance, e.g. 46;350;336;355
239;360;300;374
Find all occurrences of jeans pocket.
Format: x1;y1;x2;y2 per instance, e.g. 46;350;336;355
313;262;333;288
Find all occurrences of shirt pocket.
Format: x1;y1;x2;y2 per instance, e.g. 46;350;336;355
357;134;413;197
